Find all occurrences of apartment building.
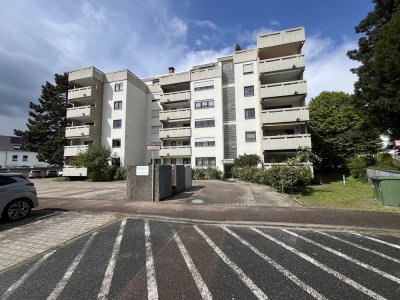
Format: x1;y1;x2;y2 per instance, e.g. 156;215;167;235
63;27;311;177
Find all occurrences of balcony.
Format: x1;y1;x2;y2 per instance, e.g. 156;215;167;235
63;166;87;177
68;67;104;85
263;134;311;151
159;127;191;139
64;145;89;157
159;108;191;122
257;27;305;49
68;86;102;105
190;67;221;81
159;146;192;157
65;125;93;138
260;80;307;99
160;90;191;104
262;106;309;124
66;106;94;120
259;54;305;74
160;71;190;86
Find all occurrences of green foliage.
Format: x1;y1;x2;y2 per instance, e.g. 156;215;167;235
348;1;400;139
347;155;376;182
232;167;271;185
192;167;223;180
372;153;400;171
267;165;312;194
308;91;380;170
14;73;71;166
70;144;116;181
113;167;127;181
235;43;242;52
233;154;261;168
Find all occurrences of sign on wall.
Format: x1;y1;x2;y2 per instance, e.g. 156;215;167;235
146;145;161;151
136;166;149;176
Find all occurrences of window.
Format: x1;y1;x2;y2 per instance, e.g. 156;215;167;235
114;82;123;92
195;119;215;128
151;126;161;134
195;99;214;109
171;141;177;146
244;85;254;97
182;141;190;146
195;157;216;166
194;80;214;91
151;109;159;118
245;131;257;142
12;155;18;162
195;141;215;147
183;158;191;164
154;159;161;164
152;79;160;84
245;108;255;119
113;119;122;128
22;155;28;162
112;139;121;148
84;140;94;145
171;159;176;165
243;63;254;74
114;101;122;110
0;176;16;186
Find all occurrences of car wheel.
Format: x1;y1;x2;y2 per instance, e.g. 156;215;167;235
3;199;32;221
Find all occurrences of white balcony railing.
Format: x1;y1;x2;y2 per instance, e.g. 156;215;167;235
261;106;309;124
66;106;93;120
159;146;192;157
68;66;104;83
190;67;221;81
263;134;311;151
63;166;87;177
257;27;305;49
260;80;307;99
159;127;191;139
64;145;89;157
159;71;190;86
160;90;191;104
259;54;305;74
159;108;191;121
68;86;92;101
65;125;93;138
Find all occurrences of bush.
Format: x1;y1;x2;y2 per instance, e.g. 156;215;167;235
88;164;118;182
347;155;376;182
233;154;261;168
232;166;271;184
113;167;127;181
372;153;400;171
192;167;223;180
268;165;312;194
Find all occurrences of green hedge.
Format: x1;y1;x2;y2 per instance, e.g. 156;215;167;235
192;167;223;180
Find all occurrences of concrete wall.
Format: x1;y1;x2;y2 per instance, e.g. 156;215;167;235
184;166;192;189
171;165;185;192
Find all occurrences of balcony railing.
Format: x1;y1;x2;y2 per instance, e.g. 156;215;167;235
66;106;94;120
64;145;89;157
159;108;191;121
159;146;192;157
260;80;307;99
259;54;305;74
160;90;191;104
257;27;305;49
261;106;309;124
263;134;311;151
190;67;221;81
63;166;87;177
68;66;104;83
159;127;191;139
65;125;93;138
159;71;190;86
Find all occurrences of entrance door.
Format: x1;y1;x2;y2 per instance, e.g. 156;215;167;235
224;165;233;179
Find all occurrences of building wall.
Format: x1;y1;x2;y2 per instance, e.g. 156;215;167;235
0;151;49;168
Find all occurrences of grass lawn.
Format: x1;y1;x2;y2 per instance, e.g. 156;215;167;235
296;173;400;213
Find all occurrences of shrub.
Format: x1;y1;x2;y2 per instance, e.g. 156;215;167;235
192;167;223;180
347;155;376;182
233;154;261;168
373;153;400;171
113;167;127;181
268;165;312;194
232;167;272;185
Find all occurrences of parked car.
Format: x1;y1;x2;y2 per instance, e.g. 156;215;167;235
45;170;58;178
28;170;42;178
0;173;38;221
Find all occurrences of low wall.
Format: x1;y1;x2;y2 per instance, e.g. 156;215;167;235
366;167;400;179
184;166;192;189
0;167;59;177
171;165;185;192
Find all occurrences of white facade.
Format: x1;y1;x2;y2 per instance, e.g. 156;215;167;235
0;151;48;168
64;27;311;177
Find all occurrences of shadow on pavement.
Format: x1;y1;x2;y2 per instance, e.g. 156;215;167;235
162;185;205;201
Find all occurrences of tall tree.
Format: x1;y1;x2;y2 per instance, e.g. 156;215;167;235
348;0;400;139
15;73;70;166
308;91;381;170
235;43;242;52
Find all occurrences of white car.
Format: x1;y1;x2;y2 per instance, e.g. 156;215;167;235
0;173;39;221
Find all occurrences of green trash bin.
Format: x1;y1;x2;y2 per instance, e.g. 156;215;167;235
371;176;400;206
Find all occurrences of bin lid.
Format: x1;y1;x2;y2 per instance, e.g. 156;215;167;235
371;176;400;181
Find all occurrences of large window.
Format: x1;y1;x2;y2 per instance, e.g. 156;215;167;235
183;158;191;165
244;85;254;97
195;99;214;109
113;119;122;129
114;82;123;92
195;119;215;128
151;126;161;134
22;155;28;162
195;141;215;147
243;63;254;74
12;155;18;162
245;131;257;142
114;101;122;110
245;108;255;119
195;157;216;166
112;139;121;148
194;80;214;91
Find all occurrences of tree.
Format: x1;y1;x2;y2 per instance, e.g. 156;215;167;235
14;73;70;166
348;0;400;139
233;154;261;168
70;144;117;181
235;43;242;52
308;91;381;170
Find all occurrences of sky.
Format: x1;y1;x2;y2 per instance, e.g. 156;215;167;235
0;0;374;136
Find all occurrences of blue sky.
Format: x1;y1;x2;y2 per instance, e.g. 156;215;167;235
0;0;373;135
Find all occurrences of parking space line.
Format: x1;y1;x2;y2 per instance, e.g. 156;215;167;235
222;226;327;300
315;231;400;264
283;229;400;284
351;233;400;250
36;211;66;220
47;232;98;300
98;219;127;300
2;250;56;300
252;228;385;300
194;226;268;300
145;220;158;300
174;232;212;300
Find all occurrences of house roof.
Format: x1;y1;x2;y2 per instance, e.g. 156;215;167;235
0;135;24;151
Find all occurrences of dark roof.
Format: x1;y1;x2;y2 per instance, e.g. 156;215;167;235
0;135;24;151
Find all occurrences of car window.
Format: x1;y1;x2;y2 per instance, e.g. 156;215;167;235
10;176;29;183
0;176;17;186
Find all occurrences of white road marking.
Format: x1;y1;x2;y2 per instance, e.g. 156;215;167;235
194;226;268;300
252;228;386;300
316;231;400;264
283;229;400;284
173;232;212;300
98;219;127;300
145;220;158;300
47;232;98;300
2;250;56;299
352;233;400;250
35;211;65;220
221;226;327;300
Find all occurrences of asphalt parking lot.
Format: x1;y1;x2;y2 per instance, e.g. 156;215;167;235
1;219;399;299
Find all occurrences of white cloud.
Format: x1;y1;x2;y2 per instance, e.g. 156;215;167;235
303;34;334;60
237;26;273;46
170;17;188;38
270;20;280;26
194;20;217;30
176;47;232;71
